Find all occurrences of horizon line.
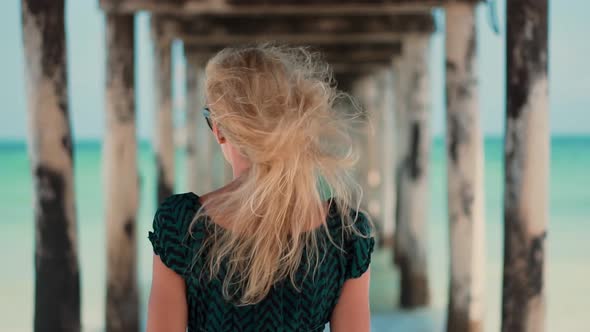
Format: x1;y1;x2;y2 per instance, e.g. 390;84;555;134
0;134;588;145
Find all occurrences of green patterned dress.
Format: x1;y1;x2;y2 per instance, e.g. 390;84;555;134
149;192;374;332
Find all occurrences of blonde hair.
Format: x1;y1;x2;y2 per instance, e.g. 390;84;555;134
192;44;365;305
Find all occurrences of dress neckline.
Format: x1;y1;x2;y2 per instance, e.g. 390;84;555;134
189;192;341;234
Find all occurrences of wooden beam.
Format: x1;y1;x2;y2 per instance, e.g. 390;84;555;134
445;3;485;332
152;13;433;44
184;43;402;66
21;0;81;330
502;0;549;331
100;0;480;15
180;32;408;46
104;13;139;332
164;13;435;35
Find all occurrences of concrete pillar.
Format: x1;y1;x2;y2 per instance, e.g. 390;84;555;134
502;0;549;331
104;13;139;332
445;3;485;332
151;18;174;204
392;35;431;308
21;1;80;331
185;54;212;193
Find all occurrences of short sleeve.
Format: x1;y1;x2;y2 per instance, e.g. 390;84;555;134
148;193;198;276
345;212;375;279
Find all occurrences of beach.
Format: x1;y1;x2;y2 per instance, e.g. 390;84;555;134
1;136;589;331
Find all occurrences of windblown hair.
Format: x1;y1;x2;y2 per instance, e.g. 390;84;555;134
192;44;366;305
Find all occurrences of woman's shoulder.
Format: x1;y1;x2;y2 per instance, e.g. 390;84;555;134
148;192;203;275
348;209;373;237
157;192;201;215
327;204;373;235
330;206;375;280
153;192;203;237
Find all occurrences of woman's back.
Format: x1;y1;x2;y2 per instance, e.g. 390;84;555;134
149;192;373;332
147;44;375;332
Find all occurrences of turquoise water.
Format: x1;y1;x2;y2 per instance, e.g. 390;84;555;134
1;137;589;331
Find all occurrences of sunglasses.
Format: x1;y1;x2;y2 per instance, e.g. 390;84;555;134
202;107;213;131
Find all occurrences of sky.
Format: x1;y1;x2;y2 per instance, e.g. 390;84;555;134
0;0;588;140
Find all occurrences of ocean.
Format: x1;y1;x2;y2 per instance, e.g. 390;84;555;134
1;137;588;331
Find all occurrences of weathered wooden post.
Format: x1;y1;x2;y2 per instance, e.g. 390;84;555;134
185;53;199;193
151;17;174;204
391;55;406;252
104;13;139;332
502;0;549;331
365;73;383;224
352;74;381;224
185;53;212;193
380;68;396;246
445;3;486;331
368;68;396;243
392;35;431;308
348;66;396;245
347;74;370;212
21;1;80;331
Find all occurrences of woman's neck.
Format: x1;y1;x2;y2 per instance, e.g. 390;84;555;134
229;150;251;179
232;161;250;179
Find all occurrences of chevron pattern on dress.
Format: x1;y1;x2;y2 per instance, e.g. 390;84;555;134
149;192;375;331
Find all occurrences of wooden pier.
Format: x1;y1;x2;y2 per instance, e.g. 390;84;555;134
20;0;549;331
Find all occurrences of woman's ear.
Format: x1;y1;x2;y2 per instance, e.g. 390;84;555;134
212;124;226;144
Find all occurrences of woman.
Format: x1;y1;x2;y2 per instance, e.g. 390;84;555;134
147;45;375;332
